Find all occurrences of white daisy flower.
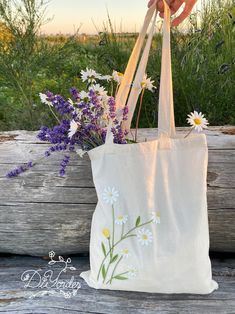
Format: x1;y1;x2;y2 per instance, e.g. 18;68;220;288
68;120;79;138
141;74;156;92
39;93;53;107
98;74;112;81
90;84;107;97
127;265;138;278
187;111;209;132
115;214;128;225
102;187;119;205
68;98;74;106
112;70;124;84
76;148;86;158
81;68;100;83
120;248;130;258
151;211;161;224
79;91;90;102
137;228;153;246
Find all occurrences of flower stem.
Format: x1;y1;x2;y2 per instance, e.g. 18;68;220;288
135;89;145;142
107;256;123;285
97;218;153;281
184;127;194;138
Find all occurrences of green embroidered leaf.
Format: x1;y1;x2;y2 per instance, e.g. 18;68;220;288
135;216;141;227
102;265;106;280
111;254;119;263
101;242;106;256
114;275;128;280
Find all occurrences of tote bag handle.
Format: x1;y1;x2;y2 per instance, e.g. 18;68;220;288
106;0;175;143
123;0;176;138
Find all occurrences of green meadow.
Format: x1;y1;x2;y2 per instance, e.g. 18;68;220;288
0;0;234;131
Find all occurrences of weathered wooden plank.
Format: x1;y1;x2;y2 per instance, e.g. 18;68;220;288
0;203;234;255
0;256;234;314
0;128;234;256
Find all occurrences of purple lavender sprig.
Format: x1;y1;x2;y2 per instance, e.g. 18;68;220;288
6;74;129;178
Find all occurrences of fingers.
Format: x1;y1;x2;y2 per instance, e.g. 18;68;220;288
148;0;156;8
170;0;184;14
171;0;197;26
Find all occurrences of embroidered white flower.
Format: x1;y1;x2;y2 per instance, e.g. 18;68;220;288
39;93;53;106
115;214;128;225
137;228;153;246
112;70;124;84
141;74;156;92
81;68;100;83
49;251;55;258
120;248;130;258
127;265;138;278
68;120;79;138
102;187;119;205
151;211;161;224
187;111;209;132
79;91;90;102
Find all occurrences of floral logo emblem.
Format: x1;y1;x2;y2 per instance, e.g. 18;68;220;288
21;252;81;298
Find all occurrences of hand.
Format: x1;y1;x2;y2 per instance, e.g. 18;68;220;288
148;0;197;26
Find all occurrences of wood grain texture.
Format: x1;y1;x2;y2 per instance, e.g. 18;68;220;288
0;127;234;256
0;255;234;314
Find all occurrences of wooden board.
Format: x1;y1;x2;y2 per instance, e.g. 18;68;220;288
0;127;234;256
0;255;234;314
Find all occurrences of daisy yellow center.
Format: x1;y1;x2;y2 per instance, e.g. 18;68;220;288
102;228;110;239
118;215;123;220
123;249;129;254
193;118;202;125
141;82;146;88
142;234;148;240
118;72;124;77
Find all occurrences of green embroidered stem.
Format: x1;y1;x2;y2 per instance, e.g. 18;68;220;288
107;255;123;284
97;219;153;281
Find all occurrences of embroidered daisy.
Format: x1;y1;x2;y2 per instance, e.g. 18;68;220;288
137;228;153;246
120;248;130;258
187;111;209;132
141;74;156;92
68;120;79;138
115;214;128;225
151;211;161;224
102;228;110;239
81;68;100;83
127;265;138;278
112;70;124;84
39;93;53;107
102;187;119;205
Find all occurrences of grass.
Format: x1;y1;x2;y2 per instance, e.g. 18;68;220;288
0;0;234;131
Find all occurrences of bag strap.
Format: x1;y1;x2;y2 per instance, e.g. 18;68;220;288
158;0;176;138
123;0;176;137
122;13;157;130
105;1;157;144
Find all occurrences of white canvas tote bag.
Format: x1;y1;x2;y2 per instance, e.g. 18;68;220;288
80;0;218;294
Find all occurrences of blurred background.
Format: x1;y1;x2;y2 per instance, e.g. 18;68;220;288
0;0;234;131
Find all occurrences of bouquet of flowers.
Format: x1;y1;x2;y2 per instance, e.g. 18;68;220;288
6;67;208;178
6;69;154;177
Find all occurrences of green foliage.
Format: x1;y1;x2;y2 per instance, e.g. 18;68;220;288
0;0;234;131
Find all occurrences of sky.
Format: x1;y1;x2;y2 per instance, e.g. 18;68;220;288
41;0;203;35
